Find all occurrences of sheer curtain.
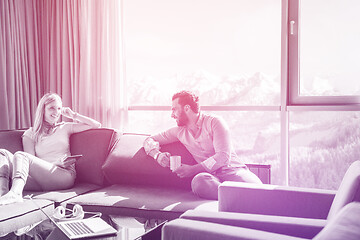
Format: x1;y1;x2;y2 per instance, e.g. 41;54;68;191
0;0;122;130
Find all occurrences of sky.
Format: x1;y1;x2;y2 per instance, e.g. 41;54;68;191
123;0;359;96
300;0;360;95
123;0;281;78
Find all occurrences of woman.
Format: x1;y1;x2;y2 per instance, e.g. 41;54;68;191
0;93;101;205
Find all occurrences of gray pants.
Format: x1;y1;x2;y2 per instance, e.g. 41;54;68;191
191;165;262;200
0;149;75;193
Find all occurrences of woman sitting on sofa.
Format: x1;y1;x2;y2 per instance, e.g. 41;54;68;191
0;93;101;205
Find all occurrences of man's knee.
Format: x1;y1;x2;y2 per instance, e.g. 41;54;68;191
240;168;263;184
191;173;212;190
191;173;219;200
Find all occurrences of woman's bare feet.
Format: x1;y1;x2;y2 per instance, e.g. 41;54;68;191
0;190;23;205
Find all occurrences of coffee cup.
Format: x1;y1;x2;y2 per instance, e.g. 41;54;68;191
170;156;181;171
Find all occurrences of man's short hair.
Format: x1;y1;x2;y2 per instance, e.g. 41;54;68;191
172;90;200;113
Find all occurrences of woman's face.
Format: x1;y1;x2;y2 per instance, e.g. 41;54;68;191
44;99;62;125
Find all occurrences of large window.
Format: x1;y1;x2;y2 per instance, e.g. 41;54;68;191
120;0;360;189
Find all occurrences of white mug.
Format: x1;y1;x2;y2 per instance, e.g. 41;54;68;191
170;156;181;171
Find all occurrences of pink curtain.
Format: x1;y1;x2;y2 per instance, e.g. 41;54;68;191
0;0;122;130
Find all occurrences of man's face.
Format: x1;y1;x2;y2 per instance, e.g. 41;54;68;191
171;98;189;126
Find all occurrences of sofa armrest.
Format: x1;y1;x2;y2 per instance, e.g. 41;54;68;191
162;218;306;240
313;202;360;240
219;181;336;219
180;210;326;239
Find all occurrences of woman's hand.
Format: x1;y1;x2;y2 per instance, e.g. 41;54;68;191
62;107;101;129
61;107;77;119
55;156;77;168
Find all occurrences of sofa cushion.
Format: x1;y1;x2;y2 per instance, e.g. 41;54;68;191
64;184;217;220
24;182;102;205
0;199;54;236
219;181;335;219
180;210;325;239
0;129;25;153
70;128;118;186
102;133;197;190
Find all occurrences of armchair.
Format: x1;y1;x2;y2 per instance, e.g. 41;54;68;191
162;160;360;239
162;202;360;240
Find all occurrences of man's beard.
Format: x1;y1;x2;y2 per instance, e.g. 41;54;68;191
176;110;189;126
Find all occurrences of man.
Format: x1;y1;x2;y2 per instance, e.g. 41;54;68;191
143;90;262;200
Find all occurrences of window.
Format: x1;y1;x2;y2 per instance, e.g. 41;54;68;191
289;0;360;105
122;0;282;183
126;110;281;185
120;0;360;188
289;111;360;189
124;0;281;107
287;0;360;190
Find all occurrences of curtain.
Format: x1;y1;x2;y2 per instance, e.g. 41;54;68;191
0;0;123;130
0;0;41;130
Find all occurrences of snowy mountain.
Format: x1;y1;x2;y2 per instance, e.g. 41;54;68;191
127;70;360;189
129;70;280;106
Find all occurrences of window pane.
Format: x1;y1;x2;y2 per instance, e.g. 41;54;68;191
127;111;174;135
289;111;360;189
299;0;360;96
124;0;281;106
127;111;281;185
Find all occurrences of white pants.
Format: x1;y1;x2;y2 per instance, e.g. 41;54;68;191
0;149;75;191
191;165;262;200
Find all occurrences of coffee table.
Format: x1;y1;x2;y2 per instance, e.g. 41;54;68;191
107;215;167;240
12;203;167;240
42;215;166;240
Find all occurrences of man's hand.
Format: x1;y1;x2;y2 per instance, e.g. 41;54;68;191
174;164;202;178
157;152;170;168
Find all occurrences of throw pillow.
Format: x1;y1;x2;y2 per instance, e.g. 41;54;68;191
70;128;117;186
102;133;197;190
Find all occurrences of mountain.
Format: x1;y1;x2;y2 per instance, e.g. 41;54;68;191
127;70;360;189
129;70;280;106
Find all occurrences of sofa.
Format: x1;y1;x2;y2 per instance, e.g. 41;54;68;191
162;160;360;240
0;128;270;238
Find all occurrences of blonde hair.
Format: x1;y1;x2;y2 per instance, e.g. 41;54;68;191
33;93;62;142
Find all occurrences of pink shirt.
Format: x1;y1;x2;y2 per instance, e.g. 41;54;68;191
145;113;244;172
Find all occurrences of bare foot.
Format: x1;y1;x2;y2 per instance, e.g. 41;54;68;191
0;190;23;205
